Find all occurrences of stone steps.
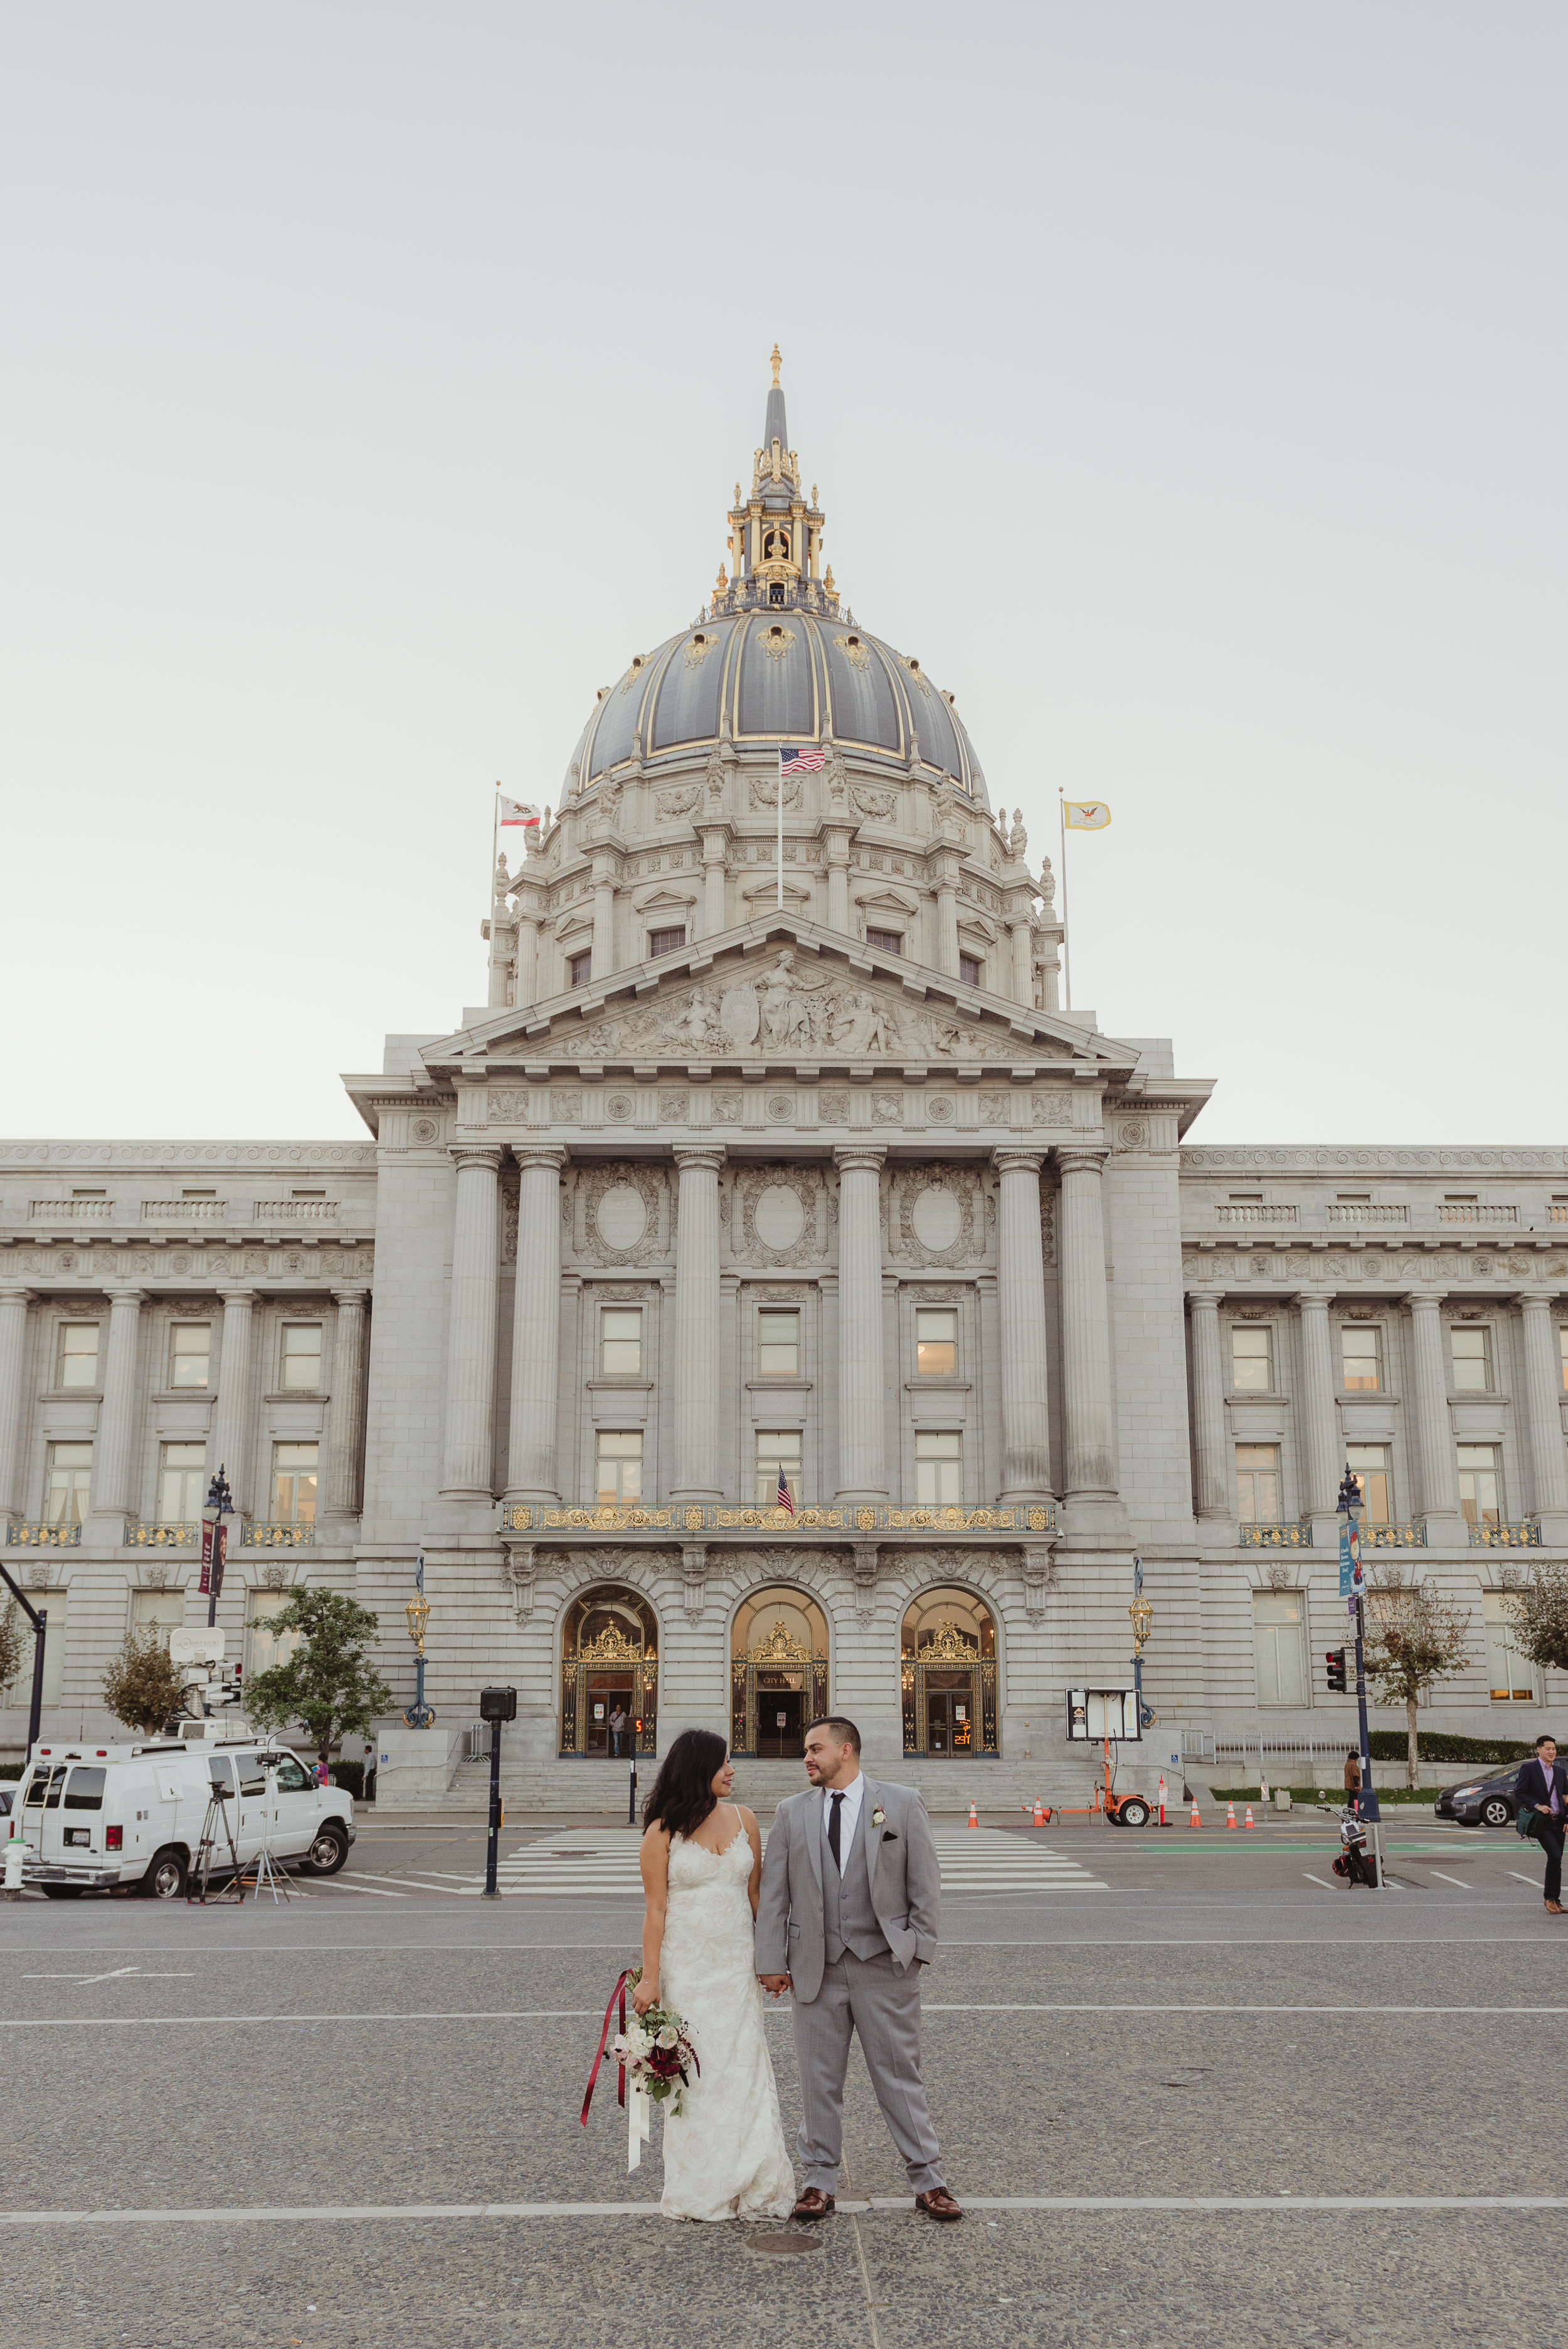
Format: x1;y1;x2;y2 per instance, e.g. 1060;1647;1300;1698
443;1754;1148;1815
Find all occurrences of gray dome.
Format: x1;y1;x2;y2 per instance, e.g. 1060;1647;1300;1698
568;612;988;809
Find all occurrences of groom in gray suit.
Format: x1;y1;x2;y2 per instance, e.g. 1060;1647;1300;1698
755;1716;962;2222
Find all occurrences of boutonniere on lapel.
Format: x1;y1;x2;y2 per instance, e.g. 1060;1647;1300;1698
871;1807;886;1828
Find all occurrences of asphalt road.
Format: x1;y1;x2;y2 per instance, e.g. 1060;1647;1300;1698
4;1817;1567;2348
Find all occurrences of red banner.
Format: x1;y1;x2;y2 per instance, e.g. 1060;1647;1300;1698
199;1516;215;1596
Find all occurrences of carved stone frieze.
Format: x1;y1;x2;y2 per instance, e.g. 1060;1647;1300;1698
576;1163;669;1266
733;1165;824;1268
886;1165;985;1268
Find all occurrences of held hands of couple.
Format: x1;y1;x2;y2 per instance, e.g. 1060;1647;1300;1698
758;1973;792;1996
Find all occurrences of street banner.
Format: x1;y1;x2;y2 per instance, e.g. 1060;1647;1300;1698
199;1513;215;1596
1338;1522;1362;1601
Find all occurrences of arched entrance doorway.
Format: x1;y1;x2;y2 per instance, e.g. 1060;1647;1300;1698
731;1587;830;1759
901;1588;998;1757
559;1585;658;1759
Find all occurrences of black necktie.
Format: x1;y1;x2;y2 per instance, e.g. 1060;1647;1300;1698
829;1791;845;1870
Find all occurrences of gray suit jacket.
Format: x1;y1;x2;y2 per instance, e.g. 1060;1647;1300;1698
755;1776;940;2004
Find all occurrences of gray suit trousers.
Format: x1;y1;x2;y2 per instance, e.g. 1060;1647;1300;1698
793;1950;944;2194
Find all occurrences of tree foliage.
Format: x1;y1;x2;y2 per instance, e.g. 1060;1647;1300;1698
1364;1579;1472;1788
244;1588;393;1763
0;1601;26;1699
1503;1565;1568;1677
102;1629;186;1736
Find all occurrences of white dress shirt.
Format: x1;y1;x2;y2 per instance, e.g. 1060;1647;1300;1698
824;1769;865;1867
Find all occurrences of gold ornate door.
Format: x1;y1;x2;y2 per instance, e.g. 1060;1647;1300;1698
731;1619;829;1758
560;1623;658;1757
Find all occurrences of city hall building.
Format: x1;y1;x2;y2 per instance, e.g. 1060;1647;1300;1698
4;358;1565;1803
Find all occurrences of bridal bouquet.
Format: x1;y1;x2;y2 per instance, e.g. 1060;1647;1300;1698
581;1965;701;2171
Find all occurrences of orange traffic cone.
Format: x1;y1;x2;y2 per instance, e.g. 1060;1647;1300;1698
967;1801;979;1828
1244;1804;1256;1830
1189;1796;1201;1828
1226;1799;1237;1829
1032;1799;1045;1826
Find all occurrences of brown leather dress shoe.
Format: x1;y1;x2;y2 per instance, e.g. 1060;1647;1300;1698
1546;1899;1564;1914
916;2187;964;2222
792;2187;835;2221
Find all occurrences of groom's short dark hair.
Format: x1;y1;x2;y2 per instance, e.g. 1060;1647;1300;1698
805;1715;861;1754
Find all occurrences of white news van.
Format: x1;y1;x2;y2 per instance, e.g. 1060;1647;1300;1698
15;1734;356;1899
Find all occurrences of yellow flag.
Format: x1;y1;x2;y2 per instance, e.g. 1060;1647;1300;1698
1064;800;1111;830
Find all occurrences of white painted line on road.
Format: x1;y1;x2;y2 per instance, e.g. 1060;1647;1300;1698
1506;1872;1545;1889
1428;1872;1473;1889
1302;1874;1337;1889
6;2000;1568;2031
7;2193;1568;2225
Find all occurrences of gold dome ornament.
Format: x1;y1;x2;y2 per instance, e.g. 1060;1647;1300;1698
770;342;783;386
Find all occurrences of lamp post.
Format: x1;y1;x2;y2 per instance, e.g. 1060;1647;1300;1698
479;1685;517;1896
0;1564;48;1762
202;1466;235;1631
1337;1463;1384;1888
1129;1554;1155;1731
403;1554;435;1729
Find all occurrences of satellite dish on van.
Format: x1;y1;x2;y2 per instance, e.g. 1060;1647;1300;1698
169;1629;226;1667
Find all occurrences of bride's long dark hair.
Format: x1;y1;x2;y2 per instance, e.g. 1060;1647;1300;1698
643;1727;728;1841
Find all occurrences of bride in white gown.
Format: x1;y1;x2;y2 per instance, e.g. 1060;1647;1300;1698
634;1728;796;2221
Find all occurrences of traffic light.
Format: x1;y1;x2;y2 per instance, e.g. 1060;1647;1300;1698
1325;1648;1348;1694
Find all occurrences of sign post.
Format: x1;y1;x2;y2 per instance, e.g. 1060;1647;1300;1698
479;1685;517;1898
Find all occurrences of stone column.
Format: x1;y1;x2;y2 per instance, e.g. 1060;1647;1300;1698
90;1288;146;1529
212;1290;255;1515
825;826;851;935
486;906;516;1009
514;906;539;1010
993;1149;1052;1501
1010;916;1033;1006
1519;1293;1568;1537
1405;1291;1463;1530
697;827;729;937
593;862;616;977
507;1147;569;1500
440;1147;502;1499
1187;1289;1230;1519
324;1289;369;1527
1295;1293;1341;1527
671;1148;726;1501
936;879;959;976
0;1290;32;1525
1056;1147;1117;1505
834;1146;888;1503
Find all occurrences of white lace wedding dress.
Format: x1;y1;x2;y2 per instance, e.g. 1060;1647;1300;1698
656;1820;796;2222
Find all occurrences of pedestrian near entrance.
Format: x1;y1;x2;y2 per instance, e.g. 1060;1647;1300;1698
1517;1734;1568;1916
1343;1749;1361;1815
610;1704;628;1759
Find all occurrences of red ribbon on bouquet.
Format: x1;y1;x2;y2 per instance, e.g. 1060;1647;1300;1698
580;1968;636;2126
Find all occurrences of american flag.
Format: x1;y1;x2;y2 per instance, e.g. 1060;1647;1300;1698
780;746;827;774
776;1466;795;1517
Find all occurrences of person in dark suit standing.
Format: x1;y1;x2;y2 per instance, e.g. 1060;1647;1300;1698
1517;1734;1568;1916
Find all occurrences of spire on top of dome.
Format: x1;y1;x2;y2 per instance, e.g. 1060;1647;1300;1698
709;350;839;622
764;342;788;454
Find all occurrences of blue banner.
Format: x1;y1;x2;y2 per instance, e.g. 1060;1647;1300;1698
1338;1524;1362;1599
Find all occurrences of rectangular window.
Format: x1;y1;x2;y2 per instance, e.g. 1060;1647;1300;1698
599;1308;643;1376
916;1308;958;1377
280;1323;323;1392
1235;1443;1281;1522
273;1442;319;1527
958;953;982;988
131;1588;185;1649
568;949;592;988
755;1429;802;1508
865;928;903;954
246;1589;305;1680
167;1322;211;1389
647;927;685;958
45;1441;92;1527
158;1441;208;1524
1253;1591;1308;1707
1450;1326;1492;1392
1345;1443;1392;1524
914;1429;963;1505
1483;1592;1539;1702
1456;1443;1502;1530
56;1321;100;1390
757;1310;800;1376
1230;1324;1273;1392
1340;1326;1381;1392
595;1429;643;1503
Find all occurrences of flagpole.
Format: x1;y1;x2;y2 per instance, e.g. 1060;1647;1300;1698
1058;788;1071;1010
492;783;501;893
776;747;784;913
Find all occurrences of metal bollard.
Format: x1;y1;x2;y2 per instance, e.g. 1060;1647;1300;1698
4;1828;26;1898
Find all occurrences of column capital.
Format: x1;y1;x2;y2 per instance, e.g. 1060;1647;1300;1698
512;1144;569;1173
991;1146;1046;1177
1185;1286;1225;1308
331;1286;369;1308
833;1143;887;1174
102;1285;149;1306
1054;1144;1110;1176
449;1143;504;1173
1401;1287;1449;1307
0;1288;34;1306
1290;1291;1331;1313
218;1285;257;1305
671;1145;727;1173
1517;1290;1561;1310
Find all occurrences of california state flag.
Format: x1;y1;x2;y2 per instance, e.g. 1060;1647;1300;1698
499;795;541;829
1064;800;1111;830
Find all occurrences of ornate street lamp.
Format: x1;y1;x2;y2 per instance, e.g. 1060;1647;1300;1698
403;1554;435;1729
1337;1465;1382;1876
1129;1557;1155;1732
203;1466;235;1630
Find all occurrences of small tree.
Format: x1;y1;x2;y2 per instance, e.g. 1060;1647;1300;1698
0;1601;26;1700
244;1588;393;1765
102;1629;186;1737
1503;1564;1568;1677
1364;1577;1472;1788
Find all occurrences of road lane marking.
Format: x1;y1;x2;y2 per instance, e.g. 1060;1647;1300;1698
1428;1872;1472;1889
1506;1872;1545;1889
4;2002;1567;2030
1302;1874;1337;1889
6;2193;1568;2225
21;1966;193;1984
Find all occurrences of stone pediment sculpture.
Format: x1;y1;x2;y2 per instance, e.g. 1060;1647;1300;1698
425;921;1123;1076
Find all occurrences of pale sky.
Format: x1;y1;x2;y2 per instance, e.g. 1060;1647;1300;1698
4;4;1563;1145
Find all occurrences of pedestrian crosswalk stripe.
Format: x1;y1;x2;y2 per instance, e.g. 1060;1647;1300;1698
443;1824;1105;1897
